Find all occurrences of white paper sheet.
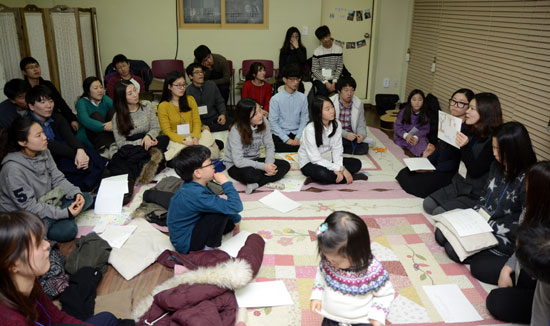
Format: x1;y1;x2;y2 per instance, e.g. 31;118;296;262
219;231;265;257
99;225;137;248
423;284;482;323
438;111;462;148
235;281;294;308
259;190;301;213
441;208;494;237
94;174;128;215
403;158;436;171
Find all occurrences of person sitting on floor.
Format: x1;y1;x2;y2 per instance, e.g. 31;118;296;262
0;210;118;325
0;78;30;130
0;116;93;242
20;57;78;132
242;62;272;117
27;85;106;192
299;96;366;185
423;92;503;215
185;63;229;132
434;122;536;284
311;25;343;97
76;76;116;158
193;45;231;104
105;54;146;99
167;145;243;254
393;89;430;157
225;98;290;194
329;76;370;155
395;88;474;198
268;63;309;152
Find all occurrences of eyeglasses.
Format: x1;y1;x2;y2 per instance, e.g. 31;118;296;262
172;84;186;88
449;99;469;109
196;161;215;170
286;77;301;82
192;70;204;75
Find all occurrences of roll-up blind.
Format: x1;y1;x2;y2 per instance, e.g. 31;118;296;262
406;0;550;160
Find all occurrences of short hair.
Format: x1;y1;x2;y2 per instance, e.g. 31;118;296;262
245;62;266;81
81;76;102;99
492;121;536;181
451;88;474;103
280;63;301;79
171;145;211;182
25;85;52;106
515;223;550;283
315;25;331;40
186;63;204;78
111;54;129;67
194;45;211;63
336;76;357;92
3;79;30;100
316;211;372;272
19;57;39;71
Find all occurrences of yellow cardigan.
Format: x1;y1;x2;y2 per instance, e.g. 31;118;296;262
157;96;202;143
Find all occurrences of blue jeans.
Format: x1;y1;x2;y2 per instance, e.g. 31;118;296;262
86;311;119;326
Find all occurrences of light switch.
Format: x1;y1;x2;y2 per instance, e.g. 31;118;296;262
302;26;308;36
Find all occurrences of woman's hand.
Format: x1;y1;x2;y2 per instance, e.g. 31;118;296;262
343;168;353;184
182;139;195;146
356;134;364;143
142;135;158;151
68;194;85;216
422;143;436;157
74;148;89;170
334;170;344;183
103;121;113;132
71;121;79;132
310;300;322;313
498;265;514;288
456;131;469;148
192;137;199;145
406;134;418;146
202;125;210;132
264;163;278;176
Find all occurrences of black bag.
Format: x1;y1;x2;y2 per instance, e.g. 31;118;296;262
375;94;400;116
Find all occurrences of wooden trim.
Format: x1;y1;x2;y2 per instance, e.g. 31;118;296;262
42;8;60;90
89;8;101;77
73;8;87;80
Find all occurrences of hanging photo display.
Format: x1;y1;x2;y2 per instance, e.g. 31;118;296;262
329;7;372;50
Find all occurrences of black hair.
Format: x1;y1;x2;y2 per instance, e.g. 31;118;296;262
401;89;428;125
316;211;372;272
19;57;39;71
310;96;337;147
451;88;474;103
186;63;204;78
0;115;39;163
3;79;30;100
523;161;550;226
229;98;265;145
113;80;142;136
172;145;212;182
245;62;266;81
515;223;550;283
111;54;129;67
280;63;301;79
25;85;52;106
492;122;536;181
280;26;304;53
193;45;211;63
80;76;102;99
467;92;503;140
315;25;331;40
335;76;357;92
160;71;191;113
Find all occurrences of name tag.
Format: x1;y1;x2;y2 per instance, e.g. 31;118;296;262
322;68;332;79
177;124;190;135
321;151;332;161
198;105;208;115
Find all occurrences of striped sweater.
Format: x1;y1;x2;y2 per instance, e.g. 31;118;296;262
311;44;344;83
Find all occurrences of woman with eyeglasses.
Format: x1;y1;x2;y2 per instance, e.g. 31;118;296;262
423;92;503;215
396;88;474;197
158;71;221;159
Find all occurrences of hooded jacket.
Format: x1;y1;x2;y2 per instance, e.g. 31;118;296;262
0;150;80;219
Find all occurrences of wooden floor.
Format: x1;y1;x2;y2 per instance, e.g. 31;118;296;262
57;103;385;313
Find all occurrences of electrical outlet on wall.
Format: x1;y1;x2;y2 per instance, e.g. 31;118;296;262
302;26;308;36
383;78;390;88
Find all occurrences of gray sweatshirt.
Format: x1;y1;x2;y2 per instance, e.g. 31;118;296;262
0;150;80;220
224;117;275;170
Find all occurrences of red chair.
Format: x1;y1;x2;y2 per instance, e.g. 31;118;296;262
149;59;184;93
238;59;276;81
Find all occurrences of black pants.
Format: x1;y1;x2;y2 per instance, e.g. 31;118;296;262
228;158;290;187
301;157;361;184
396;168;455;198
202;115;231;132
322;318;372;326
86;110;115;152
189;213;235;251
314;80;333;97
272;133;300;152
217;84;230;105
342;138;369;155
486;277;536;323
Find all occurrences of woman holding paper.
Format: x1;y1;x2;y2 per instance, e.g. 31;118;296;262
393;89;430;157
434;122;536;281
0;116;93;242
396;89;474;197
423;92;503;214
486;161;549;324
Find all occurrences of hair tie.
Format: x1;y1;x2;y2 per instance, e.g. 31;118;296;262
317;223;328;236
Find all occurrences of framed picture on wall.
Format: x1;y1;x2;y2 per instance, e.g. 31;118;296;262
178;0;268;29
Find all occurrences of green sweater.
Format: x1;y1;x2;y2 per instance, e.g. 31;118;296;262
76;96;113;147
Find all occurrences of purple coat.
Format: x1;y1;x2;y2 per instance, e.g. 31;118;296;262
393;109;430;157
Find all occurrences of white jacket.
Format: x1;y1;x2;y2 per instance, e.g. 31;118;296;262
330;94;367;139
298;122;343;171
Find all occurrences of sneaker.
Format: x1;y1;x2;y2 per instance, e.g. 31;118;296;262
264;182;285;190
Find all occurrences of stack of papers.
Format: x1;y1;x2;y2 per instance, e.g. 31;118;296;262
94;175;129;215
404;158;436;171
441;209;493;237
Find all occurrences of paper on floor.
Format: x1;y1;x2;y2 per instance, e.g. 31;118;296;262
99;225;137;248
219;231;265;257
423;284;482;323
235;280;293;308
94;174;128;214
404;158;436;171
259;190;301;213
93;212;131;233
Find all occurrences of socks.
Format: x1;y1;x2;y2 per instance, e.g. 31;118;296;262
352;173;369;181
246;183;259;194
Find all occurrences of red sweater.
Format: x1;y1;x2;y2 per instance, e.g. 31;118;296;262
106;74;146;99
0;284;85;326
241;81;272;112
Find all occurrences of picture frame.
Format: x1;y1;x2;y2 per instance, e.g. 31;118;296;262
178;0;269;29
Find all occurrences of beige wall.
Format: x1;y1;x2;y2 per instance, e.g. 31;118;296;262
3;0;413;103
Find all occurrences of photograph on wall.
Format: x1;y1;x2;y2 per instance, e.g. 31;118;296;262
364;8;371;19
347;10;355;21
357;39;367;48
335;39;344;47
346;42;356;49
183;0;222;23
355;10;363;21
226;0;263;24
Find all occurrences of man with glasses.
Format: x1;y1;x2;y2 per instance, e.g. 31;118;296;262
193;45;231;104
268;64;309;152
185;63;229;132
